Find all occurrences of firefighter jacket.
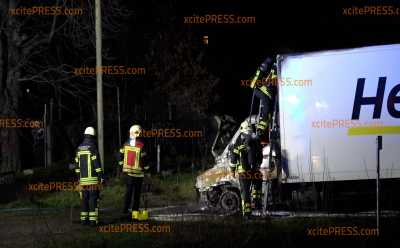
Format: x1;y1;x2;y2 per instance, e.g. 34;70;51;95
74;135;103;186
118;138;148;177
229;133;262;173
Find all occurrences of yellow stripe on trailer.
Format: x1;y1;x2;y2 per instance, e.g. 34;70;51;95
348;125;400;136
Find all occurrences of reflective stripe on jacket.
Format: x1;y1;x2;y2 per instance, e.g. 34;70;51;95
74;136;102;186
119;139;148;177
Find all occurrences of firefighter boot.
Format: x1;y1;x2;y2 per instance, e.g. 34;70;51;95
89;210;98;227
80;212;89;225
138;210;149;221
252;189;263;211
242;201;252;220
132;210;140;221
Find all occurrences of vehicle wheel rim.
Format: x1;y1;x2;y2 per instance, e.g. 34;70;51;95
220;191;239;213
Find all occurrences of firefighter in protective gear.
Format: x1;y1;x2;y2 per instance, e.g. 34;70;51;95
118;124;149;221
249;58;277;140
229;120;263;218
74;127;103;226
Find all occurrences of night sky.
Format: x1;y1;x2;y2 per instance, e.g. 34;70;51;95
119;0;400;119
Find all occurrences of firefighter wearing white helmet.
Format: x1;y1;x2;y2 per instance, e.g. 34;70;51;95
229;120;263;218
84;126;95;136
118;124;149;221
74;126;103;226
130;125;141;137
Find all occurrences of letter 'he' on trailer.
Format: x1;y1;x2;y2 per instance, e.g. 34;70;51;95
351;77;386;120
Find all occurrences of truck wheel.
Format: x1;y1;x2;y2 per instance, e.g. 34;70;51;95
219;190;240;214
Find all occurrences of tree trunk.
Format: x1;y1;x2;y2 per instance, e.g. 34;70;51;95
0;0;22;173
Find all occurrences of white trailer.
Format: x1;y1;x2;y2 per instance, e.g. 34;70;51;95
278;44;400;183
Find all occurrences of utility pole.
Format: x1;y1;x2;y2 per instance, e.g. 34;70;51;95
117;86;121;147
95;0;104;169
116;86;121;177
47;99;53;167
157;144;160;173
44;104;47;168
376;136;382;236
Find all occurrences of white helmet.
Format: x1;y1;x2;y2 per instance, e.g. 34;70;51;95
240;120;251;134
129;124;142;138
84;127;95;136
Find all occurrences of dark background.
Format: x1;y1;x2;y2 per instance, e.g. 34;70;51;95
122;0;400;118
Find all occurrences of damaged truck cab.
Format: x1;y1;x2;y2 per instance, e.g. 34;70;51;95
195;116;281;215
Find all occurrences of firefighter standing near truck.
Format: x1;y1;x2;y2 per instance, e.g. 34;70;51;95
118;124;149;221
229;120;263;218
74;127;104;226
248;58;277;142
245;58;277;212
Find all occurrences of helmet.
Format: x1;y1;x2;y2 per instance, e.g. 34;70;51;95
240;120;251;134
259;57;273;72
129;124;142;138
84;127;95;136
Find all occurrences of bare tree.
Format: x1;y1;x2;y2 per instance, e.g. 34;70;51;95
0;0;129;172
145;28;220;120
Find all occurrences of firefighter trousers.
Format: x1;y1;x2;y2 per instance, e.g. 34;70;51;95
81;186;99;224
254;88;272;133
239;170;263;215
255;88;272;118
238;172;251;216
123;175;143;213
